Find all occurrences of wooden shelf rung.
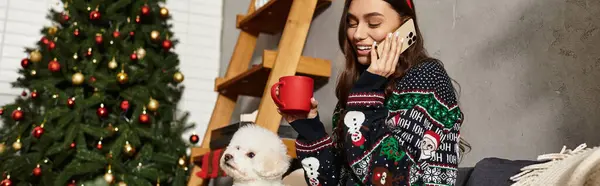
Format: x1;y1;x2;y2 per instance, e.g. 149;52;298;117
236;0;332;35
262;50;330;77
214;50;331;97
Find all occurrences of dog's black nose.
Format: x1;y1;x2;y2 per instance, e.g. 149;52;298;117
224;154;233;161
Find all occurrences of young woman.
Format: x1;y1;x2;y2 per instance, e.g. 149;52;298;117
278;0;468;185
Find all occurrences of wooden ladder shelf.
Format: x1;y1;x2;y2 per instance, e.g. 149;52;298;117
186;0;332;185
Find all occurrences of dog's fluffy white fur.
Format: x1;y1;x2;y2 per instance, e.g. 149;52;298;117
220;124;291;186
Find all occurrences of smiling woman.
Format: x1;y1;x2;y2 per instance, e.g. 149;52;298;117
275;0;469;186
345;0;403;65
336;0;431;103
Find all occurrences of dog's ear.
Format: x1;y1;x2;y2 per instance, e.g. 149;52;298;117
256;152;291;180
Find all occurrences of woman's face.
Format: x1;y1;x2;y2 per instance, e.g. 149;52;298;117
346;0;402;65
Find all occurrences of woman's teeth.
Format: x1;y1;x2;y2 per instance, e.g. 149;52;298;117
357;46;371;50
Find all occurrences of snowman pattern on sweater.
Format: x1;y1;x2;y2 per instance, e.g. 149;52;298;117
301;157;322;186
344;111;367;147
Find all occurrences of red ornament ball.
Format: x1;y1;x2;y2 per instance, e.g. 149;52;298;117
113;31;120;38
74;29;80;36
97;107;108;118
67;181;76;186
12;109;23;121
62;13;70;22
120;100;130;110
86;49;93;57
32;166;42;176
48;60;61;72
96;142;103;150
189;134;200;144
70;142;76;149
162;40;172;50
89;76;96;83
139;113;150;123
89;10;101;20
129;31;135;36
95;34;103;44
0;108;3;115
21;58;30;68
48;41;56;50
141;5;151;15
21;91;27;96
31;91;38;99
130;53;138;61
135;16;141;23
67;97;75;108
41;37;49;45
1;178;12;186
32;126;44;139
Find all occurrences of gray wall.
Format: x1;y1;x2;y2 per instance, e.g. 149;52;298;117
221;0;600;166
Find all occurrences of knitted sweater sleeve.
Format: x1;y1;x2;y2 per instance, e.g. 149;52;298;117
289;107;344;186
344;61;462;185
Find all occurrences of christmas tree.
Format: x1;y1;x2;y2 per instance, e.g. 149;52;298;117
0;0;195;185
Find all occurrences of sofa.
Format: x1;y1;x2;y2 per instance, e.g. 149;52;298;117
456;158;540;186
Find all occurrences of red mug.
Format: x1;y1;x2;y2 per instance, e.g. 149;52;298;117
270;76;314;114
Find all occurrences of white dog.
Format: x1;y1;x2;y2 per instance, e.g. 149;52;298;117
220;124;291;186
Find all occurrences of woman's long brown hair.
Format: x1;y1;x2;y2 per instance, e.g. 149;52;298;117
334;0;471;160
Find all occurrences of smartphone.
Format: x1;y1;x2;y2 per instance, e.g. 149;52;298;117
376;18;417;57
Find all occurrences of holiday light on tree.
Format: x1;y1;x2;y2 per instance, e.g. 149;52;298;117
0;1;192;185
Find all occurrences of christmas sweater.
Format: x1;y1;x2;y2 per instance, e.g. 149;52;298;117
289;60;463;186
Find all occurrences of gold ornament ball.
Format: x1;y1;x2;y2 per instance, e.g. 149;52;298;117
0;143;6;154
136;48;147;59
12;140;22;150
30;50;42;63
104;172;115;184
48;26;58;36
72;72;85;85
173;72;184;83
106;123;118;135
30;70;37;76
147;98;159;111
118;182;127;186
178;157;186;167
108;58;118;69
117;71;129;84
124;141;136;156
159;7;169;17
150;30;160;40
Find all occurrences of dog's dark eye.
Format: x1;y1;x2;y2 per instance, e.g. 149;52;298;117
236;146;240;150
246;152;255;158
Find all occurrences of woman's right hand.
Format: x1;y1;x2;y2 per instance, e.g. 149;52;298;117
368;32;404;78
275;87;319;123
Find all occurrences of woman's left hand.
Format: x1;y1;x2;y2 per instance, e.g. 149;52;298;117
367;32;404;77
276;94;319;124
